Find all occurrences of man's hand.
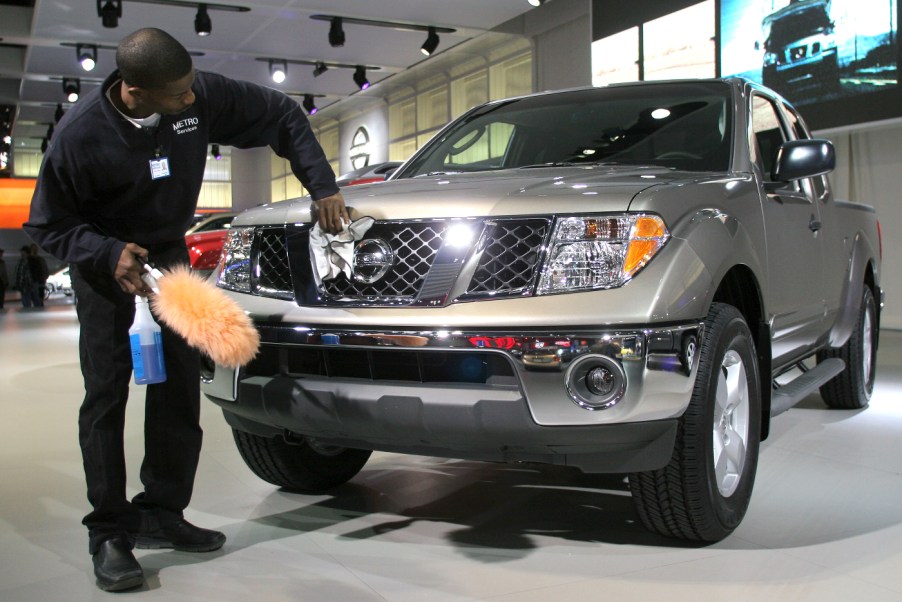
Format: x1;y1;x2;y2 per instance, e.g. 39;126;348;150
114;242;152;296
313;191;349;234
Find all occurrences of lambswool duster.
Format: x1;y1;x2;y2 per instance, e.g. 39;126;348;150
146;264;259;368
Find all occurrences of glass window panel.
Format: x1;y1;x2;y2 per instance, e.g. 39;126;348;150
390;138;418;162
390;98;417;139
490;54;532;100
592;27;639;86
271;178;285;203
452;71;488;117
644;0;715;81
197;182;231;208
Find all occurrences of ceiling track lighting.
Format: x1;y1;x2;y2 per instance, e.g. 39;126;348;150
96;0;122;28
421;27;439;56
62;78;81;103
528;0;547;5
329;17;345;47
302;94;317;115
311;15;454;56
257;58;382;91
353;66;369;90
269;59;287;84
100;0;250;32
195;4;212;36
77;44;98;72
210;144;221;160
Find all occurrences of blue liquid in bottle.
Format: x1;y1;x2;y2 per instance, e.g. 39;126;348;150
129;296;167;385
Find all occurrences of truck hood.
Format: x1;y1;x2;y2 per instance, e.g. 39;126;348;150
235;165;714;226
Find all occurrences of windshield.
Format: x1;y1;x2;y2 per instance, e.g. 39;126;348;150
396;82;733;178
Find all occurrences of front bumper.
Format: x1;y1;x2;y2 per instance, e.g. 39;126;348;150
202;322;701;473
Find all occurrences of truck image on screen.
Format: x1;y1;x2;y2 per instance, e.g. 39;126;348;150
762;0;839;93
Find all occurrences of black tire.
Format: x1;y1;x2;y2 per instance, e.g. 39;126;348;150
629;303;761;542
232;429;371;492
817;286;877;409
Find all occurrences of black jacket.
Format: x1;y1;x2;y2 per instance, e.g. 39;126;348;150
25;70;338;273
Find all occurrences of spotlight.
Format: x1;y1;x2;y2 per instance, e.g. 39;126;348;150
63;78;81;103
211;144;221;160
77;44;97;72
195;4;212;36
97;0;122;28
528;0;546;5
269;60;287;84
313;61;328;77
421;27;439;56
353;66;369;90
54;103;65;123
329;17;345;47
302;94;317;115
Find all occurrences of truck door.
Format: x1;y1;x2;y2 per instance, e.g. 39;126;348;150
783;103;843;327
751;93;825;365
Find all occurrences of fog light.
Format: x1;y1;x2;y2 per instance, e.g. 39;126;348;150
565;354;626;410
586;366;615;396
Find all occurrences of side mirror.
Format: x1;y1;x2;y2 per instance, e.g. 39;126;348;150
772;138;835;182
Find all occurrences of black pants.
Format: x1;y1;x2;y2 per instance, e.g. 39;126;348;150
70;244;202;554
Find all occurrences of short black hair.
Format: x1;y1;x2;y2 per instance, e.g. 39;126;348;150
116;28;193;89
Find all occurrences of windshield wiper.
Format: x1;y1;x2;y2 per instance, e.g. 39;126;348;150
410;170;464;178
518;161;579;169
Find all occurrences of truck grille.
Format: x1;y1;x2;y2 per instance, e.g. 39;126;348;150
467;219;549;296
252;217;551;306
322;222;443;300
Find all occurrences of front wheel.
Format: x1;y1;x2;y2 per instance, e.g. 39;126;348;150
817;286;877;409
629;303;761;542
232;429;372;492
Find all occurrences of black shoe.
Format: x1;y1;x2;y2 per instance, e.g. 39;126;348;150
92;537;144;592
135;518;225;552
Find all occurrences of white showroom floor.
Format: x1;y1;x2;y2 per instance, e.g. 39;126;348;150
2;298;902;601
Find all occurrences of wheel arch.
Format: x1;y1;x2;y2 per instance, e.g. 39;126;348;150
710;264;773;440
827;231;881;350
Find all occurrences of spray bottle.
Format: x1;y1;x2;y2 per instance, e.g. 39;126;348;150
129;295;166;385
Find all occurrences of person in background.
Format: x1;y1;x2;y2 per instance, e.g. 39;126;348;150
23;27;347;592
0;248;8;309
29;244;49;307
14;246;36;308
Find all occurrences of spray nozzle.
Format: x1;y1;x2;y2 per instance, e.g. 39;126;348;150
141;263;165;294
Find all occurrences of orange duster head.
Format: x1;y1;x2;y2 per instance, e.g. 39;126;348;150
149;265;259;368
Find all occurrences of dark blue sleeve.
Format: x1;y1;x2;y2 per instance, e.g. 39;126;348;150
23;140;125;273
198;72;339;201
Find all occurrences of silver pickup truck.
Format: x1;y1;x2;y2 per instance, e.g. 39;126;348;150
202;78;882;542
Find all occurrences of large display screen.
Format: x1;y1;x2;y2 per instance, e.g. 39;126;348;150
721;0;899;128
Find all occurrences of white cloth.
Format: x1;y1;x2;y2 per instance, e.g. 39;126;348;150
309;216;375;280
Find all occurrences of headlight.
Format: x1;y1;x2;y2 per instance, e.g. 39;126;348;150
537;214;669;294
217;226;254;292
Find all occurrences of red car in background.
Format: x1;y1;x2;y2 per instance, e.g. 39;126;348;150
186;228;230;278
185;212;236;278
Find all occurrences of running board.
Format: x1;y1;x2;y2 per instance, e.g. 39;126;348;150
770;358;846;417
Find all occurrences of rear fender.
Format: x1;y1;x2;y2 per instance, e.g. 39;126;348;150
827;231;878;348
